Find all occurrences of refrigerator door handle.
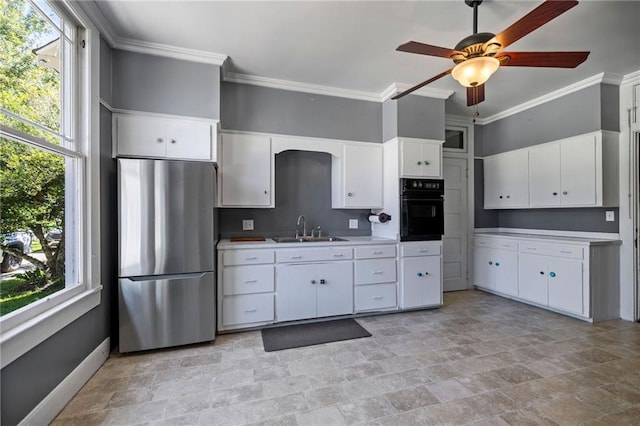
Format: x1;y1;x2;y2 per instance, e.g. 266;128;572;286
124;272;208;282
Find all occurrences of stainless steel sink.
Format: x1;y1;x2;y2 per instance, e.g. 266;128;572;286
272;236;347;243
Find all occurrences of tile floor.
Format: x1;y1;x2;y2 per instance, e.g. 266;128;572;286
53;290;640;425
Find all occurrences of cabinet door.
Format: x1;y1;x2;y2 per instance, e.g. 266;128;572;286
483;156;502;208
316;262;353;318
518;253;548;305
547;258;583;315
275;264;317;322
420;143;441;177
402;256;441;308
165;120;212;160
400;141;424;177
560;135;596;206
529;144;561;207
220;134;272;207
472;247;494;290
484;150;529;208
342;144;383;208
116;115;166;158
493;249;518;297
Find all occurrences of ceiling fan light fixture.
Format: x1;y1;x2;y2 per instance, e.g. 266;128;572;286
451;56;500;87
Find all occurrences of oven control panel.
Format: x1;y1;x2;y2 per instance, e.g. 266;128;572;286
401;178;444;192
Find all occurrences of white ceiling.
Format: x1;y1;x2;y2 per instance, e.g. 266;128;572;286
88;1;640;119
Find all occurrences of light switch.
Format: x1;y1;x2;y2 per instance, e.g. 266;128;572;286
605;211;615;222
242;219;254;230
349;219;358;229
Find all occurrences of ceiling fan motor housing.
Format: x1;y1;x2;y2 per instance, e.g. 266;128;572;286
452;32;499;63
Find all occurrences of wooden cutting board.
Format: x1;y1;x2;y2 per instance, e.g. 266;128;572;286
229;237;266;242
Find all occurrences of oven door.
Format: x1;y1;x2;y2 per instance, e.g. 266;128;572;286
401;198;444;241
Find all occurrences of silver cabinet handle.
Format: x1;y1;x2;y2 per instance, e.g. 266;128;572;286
244;280;257;284
373;296;383;300
244;309;257;313
291;256;303;259
419;249;429;253
372;270;384;275
245;256;258;260
333;254;344;257
372;251;383;255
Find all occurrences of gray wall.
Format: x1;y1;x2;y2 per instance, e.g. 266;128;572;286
382;99;398;142
397;95;446;140
221;82;381;142
112;50;220;119
0;39;116;426
474;84;620;233
218;150;371;238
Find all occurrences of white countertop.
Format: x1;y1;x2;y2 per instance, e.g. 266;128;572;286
217;235;398;250
474;231;621;246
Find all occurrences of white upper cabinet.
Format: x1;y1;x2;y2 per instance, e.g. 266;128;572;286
529;131;618;208
332;143;383;209
486;131;618;209
484;149;529;209
114;113;216;161
399;138;442;178
218;133;273;208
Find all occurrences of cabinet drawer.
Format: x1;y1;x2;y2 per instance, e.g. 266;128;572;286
222;293;274;326
276;247;353;263
474;236;517;251
223;250;274;266
355;258;397;285
222;265;274;295
519;243;583;259
401;242;441;257
354;245;396;259
355;283;397;312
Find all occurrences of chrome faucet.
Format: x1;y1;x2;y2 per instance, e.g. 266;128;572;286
296;215;307;238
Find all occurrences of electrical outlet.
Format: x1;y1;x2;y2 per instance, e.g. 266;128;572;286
242;219;254;230
349;219;358;229
605;211;615;222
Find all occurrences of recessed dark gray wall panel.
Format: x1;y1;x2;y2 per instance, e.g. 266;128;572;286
383;99;398;142
397;95;445;140
112;50;220;119
474;159;499;228
221;82;381;142
497;208;619;233
218;151;371;238
99;37;112;105
474;124;484;157
601;84;620;132
481;85;602;156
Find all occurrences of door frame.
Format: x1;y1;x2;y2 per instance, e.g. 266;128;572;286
444;116;475;290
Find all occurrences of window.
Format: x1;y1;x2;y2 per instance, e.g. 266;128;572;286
444;127;467;152
0;0;100;365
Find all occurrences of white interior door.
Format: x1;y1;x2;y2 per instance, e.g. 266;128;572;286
443;157;468;291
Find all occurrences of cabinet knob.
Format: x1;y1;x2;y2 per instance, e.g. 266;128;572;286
311;280;317;284
157;138;163;143
488;261;493;265
499;196;503;199
417;161;422;165
495;262;500;267
424;160;430;165
416;272;423;277
170;139;176;144
562;191;568;195
539;271;545;275
264;190;268;194
347;192;353;197
553;192;558;196
506;195;510;199
424;272;430;276
320;279;326;284
549;272;556;278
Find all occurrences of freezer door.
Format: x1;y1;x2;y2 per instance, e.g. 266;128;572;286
118;272;215;353
118;158;216;276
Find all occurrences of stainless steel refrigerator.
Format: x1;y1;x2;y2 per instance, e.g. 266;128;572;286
117;158;216;353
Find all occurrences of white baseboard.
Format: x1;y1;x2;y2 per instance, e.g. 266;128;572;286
18;338;110;426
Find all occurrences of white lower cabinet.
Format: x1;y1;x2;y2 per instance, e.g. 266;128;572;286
355;284;397;312
474;233;619;322
400;242;443;309
222;294;274;327
354;245;398;312
276;262;353;322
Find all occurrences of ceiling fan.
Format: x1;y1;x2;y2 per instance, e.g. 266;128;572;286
393;0;590;106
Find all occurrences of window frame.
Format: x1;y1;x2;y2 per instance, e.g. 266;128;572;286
0;0;102;369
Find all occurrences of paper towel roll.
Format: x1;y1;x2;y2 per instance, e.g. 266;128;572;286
368;213;391;223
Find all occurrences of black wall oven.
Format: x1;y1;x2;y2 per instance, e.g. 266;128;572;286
400;178;445;241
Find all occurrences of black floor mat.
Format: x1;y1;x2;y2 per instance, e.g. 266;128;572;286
261;318;372;352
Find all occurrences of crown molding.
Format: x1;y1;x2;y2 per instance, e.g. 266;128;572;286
380;83;454;102
622;69;640;86
476;72;622;125
74;0;117;47
223;72;382;102
116;38;227;66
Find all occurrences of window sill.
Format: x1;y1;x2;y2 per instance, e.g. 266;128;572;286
0;286;102;369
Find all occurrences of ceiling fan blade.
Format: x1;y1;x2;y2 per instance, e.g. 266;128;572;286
392;68;453;100
496;51;589;68
467;84;485;107
397;41;461;59
487;0;578;50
